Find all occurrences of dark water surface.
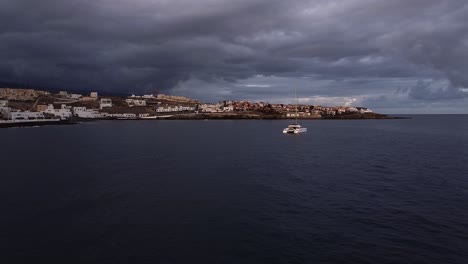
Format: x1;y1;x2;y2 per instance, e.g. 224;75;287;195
1;115;468;263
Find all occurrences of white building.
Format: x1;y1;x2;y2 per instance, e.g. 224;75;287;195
73;107;103;119
336;108;346;114
286;112;310;117
199;104;223;113
0;100;7;107
223;106;234;112
70;94;82;99
9;111;45;120
130;94;155;99
181;106;195;111
110;113;137;119
134;100;146;106
0;107;45;120
156;106;176;113
44;104;72;120
90;92;98;99
100;98;112;109
156;105;195;113
126;99;146;107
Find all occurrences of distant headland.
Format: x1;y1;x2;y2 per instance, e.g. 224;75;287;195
0;88;399;128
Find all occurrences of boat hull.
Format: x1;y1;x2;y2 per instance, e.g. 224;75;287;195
283;127;307;134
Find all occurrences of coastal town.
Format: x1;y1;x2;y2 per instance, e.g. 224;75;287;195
0;87;388;127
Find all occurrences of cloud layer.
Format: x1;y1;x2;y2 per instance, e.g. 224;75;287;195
1;0;468;112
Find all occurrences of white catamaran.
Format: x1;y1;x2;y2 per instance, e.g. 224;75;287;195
283;88;307;134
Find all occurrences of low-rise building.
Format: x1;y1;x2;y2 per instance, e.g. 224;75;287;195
110;113;137;119
156;105;196;113
100;98;112;109
44;104;72;120
223;106;234;112
336;108;346;115
181;106;195;111
36;104;48;112
130;94;155;99
80;92;98;101
199;104;223;113
9;111;45;120
0;100;7;107
286;112;311;117
126;99;147;107
72;107;102;119
156;106;176;113
80;96;96;101
0;107;45;120
70;94;82;99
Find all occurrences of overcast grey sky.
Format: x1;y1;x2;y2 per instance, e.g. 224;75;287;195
1;0;468;113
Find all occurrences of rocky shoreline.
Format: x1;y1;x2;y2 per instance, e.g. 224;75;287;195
162;112;404;120
0;119;77;128
0;112;408;128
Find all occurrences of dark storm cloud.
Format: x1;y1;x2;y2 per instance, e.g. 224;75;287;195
1;0;467;111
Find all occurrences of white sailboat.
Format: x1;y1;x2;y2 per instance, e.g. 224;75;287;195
283;88;307;134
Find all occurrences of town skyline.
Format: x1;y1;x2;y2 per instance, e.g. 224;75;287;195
1;87;387;128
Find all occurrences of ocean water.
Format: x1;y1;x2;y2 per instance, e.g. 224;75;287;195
1;115;467;263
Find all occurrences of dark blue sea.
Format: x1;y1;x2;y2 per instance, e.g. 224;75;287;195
1;115;468;263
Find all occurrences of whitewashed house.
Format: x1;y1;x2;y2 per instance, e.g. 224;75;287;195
73;107;102;119
223;106;234;112
156;106;177;112
126;99;147;107
134;99;147;106
44;104;72;120
181;106;196;111
199;104;223;113
100;98;112;109
110;113;137;119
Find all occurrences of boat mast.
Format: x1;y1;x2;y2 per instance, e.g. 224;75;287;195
295;87;298;124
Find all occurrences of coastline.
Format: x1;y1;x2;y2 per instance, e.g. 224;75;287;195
0;119;77;128
0;113;410;128
160;112;407;120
